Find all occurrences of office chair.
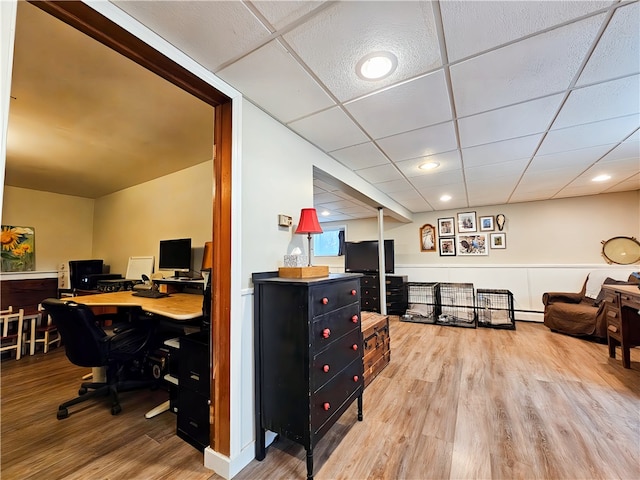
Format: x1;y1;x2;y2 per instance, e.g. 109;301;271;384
41;298;156;419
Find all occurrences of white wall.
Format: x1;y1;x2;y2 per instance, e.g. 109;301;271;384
1;186;95;271
0;0;17;218
92;161;213;276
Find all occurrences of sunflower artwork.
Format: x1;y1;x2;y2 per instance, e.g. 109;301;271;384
1;226;35;272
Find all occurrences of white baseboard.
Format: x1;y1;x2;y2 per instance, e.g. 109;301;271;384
203;431;278;479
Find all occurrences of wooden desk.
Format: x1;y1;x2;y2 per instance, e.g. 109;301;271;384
603;284;640;368
66;291;203;321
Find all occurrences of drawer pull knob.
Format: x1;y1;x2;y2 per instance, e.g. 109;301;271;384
353;375;359;382
323;364;330;373
608;325;618;333
322;297;329;305
351;289;357;296
323;402;331;411
351;315;358;323
322;328;331;338
351;344;358;351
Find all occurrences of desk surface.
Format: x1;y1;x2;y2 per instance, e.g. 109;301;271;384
603;284;640;297
69;291;203;321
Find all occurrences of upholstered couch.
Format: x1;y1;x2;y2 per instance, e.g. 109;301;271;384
542;272;638;340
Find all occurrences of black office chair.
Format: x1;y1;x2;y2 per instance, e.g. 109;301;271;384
41;298;156;419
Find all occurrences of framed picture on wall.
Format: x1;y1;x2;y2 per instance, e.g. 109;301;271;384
490;233;506;249
437;217;455;237
439;237;456;256
457;233;488;255
457;212;477;233
420;224;436;252
479;215;494;231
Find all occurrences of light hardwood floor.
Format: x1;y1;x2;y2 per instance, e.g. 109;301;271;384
2;319;639;479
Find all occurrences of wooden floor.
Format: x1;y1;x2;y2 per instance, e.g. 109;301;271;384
2;319;639;479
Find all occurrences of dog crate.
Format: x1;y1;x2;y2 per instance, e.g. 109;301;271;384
402;282;440;324
437;283;476;328
476;289;515;330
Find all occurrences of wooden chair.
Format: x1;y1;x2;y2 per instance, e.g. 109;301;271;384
25;304;61;354
1;307;25;360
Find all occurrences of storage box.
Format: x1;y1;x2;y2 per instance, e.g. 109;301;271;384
278;266;329;278
361;311;390;388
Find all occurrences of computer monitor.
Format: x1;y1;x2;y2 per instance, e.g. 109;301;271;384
158;238;192;277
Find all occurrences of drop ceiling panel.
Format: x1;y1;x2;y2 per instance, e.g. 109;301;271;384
395;150;462;178
604;173;640;193
313;191;345;204
330;142;389;170
450;14;605;117
599;138;640;163
461;134;542;167
374;178;415;195
457;95;563;148
465;159;528;181
345;70;451;139
552;75;640;129
377;122;458;161
288;107;369;151
216;39;335;123
356;163;404;184
441;0;613;62
537;115;639;156
528;144;616;172
283;1;441;101
577;2;640;86
410;169;465;189
252;1;326;30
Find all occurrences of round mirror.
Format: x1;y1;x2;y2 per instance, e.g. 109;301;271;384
601;236;640;265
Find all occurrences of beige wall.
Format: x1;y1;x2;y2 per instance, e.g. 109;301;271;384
319;190;640;268
1;186;94;271
93;160;213;276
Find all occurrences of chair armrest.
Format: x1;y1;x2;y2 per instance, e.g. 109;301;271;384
542;291;584;305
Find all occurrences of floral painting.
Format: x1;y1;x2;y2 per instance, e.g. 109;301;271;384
1;226;35;272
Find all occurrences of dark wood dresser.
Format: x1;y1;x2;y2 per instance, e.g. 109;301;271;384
603;284;640;368
360;274;407;315
253;273;364;480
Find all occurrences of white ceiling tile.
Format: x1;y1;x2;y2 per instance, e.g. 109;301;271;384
450;14;605;116
313;178;341;192
552;184;606;198
599;140;640;163
313;191;344;204
335;205;377;215
345;71;451;139
418;182;468;207
409;169;465;189
528;144;616;172
319;213;357;223
374;178;414;194
552;75;640;129
577;2;640;86
395;150;461;178
113;1;271;71
623;130;640;144
318;199;361;210
377;122;458;161
458;95;563;148
587;156;640;180
251;1;325;30
462;134;542;167
283;1;441;101
330;142;389;170
441;0;613;62
398;198;433;213
288;107;369;151
356;163;403;184
604;173;640;193
537;115;639;156
217;40;335;123
465;159;528;182
387;189;423;202
517;169;577;191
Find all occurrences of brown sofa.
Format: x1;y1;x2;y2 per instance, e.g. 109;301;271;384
542;274;637;340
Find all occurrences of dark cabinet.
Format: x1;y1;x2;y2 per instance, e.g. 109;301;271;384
359;274;407;315
253;273;364;480
177;330;210;451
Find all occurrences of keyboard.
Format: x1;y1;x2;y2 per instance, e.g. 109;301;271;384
132;290;168;299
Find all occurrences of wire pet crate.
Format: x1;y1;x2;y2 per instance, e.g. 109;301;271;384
437;283;476;328
476;289;515;330
402;282;440;323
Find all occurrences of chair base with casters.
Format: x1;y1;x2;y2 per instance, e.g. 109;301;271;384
41;298;158;419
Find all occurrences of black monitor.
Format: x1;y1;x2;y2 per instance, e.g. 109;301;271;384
158;238;192;277
68;259;103;290
344;239;394;274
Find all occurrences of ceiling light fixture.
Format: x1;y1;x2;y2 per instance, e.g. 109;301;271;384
592;174;611;182
419;161;440;171
440;194;452;202
356;51;398;81
321;210;330;216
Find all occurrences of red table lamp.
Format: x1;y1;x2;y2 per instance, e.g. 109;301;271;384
295;208;323;267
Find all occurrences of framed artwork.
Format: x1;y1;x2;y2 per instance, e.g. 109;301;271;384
457;233;488;256
457;211;477;233
437;217;455;237
420;224;436;252
496;214;506;231
1;226;35;272
490;233;506;249
439;237;456;256
479;215;494;232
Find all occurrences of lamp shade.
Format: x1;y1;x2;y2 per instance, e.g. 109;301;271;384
201;241;213;270
295;208;323;235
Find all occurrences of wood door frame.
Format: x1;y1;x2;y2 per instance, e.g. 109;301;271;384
29;1;233;456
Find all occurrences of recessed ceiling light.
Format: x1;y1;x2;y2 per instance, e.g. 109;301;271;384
356;51;398;81
440;194;452;202
419;161;440;171
321;210;330;216
592;174;611;182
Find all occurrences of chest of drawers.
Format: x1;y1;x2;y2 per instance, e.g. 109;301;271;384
360;274;407;315
253;273;364;480
604;284;640;368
